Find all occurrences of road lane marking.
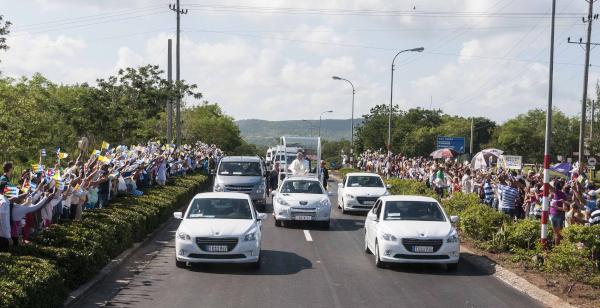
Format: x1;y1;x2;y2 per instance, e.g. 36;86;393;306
303;230;313;242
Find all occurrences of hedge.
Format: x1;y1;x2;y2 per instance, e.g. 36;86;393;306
1;172;208;307
386;179;600;287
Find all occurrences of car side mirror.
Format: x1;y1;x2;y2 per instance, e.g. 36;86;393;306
386;184;392;189
368;214;379;222
450;216;459;223
327;191;333;196
257;213;267;220
173;212;183;219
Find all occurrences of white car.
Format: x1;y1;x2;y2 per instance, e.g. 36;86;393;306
173;192;267;268
273;176;331;228
338;172;389;213
364;196;460;270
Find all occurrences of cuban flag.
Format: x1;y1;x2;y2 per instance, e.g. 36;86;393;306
29;182;37;192
41;148;47;157
4;185;19;198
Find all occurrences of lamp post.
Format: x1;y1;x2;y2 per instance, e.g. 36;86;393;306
332;76;355;164
387;47;424;156
319;110;333;138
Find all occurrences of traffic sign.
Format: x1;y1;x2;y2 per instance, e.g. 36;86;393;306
588;157;597;167
436;136;465;153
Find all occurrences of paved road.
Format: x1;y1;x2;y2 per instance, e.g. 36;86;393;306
73;182;543;308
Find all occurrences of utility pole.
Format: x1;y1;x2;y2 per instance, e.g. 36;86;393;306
567;0;598;166
167;39;173;144
470;118;474;159
542;0;557;248
169;0;187;148
591;99;595;143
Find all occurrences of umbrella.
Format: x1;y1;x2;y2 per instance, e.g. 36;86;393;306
430;148;458;159
549;162;572;176
471;149;503;170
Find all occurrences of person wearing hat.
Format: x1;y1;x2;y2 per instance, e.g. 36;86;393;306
288;151;309;175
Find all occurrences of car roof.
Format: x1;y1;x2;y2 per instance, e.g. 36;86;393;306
346;172;382;177
220;156;261;162
283;175;320;181
379;195;439;203
193;192;251;200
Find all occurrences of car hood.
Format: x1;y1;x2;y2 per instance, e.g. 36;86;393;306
217;176;262;186
380;220;453;238
344;187;387;196
179;219;256;237
278;193;328;205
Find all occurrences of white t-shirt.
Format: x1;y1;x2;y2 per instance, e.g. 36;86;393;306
288;159;309;175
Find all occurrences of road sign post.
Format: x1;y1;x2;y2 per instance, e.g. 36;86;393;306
436;136;466;154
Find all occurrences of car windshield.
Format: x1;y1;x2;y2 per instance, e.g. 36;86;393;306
347;176;384;188
383;201;446;221
218;162;262;176
280;180;324;194
187;198;253;219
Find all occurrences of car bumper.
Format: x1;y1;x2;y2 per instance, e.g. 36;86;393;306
274;205;331;221
377;241;460;264
343;199;377;211
175;239;260;264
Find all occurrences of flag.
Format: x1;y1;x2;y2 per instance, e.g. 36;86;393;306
58;152;68;159
46;168;56;178
4;185;19;198
101;141;110;150
21;180;29;193
91;149;101;156
57;179;65;191
98;155;111;164
31;164;44;173
41;148;47;157
29;182;37;192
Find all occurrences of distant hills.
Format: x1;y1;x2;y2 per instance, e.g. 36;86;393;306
236;119;362;147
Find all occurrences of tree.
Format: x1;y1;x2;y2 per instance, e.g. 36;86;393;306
0;15;12;71
182;102;246;153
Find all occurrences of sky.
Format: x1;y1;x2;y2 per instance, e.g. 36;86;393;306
1;0;599;123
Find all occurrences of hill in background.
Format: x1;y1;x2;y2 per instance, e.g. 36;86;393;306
236;118;362;148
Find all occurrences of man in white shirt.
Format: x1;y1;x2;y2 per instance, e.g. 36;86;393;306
288;151;310;175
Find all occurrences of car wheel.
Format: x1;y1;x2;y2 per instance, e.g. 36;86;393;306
275;219;282;227
364;232;371;254
447;263;458;272
374;241;385;268
175;259;186;268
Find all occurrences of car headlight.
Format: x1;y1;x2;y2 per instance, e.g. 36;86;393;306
319;198;330;207
447;231;459;243
244;231;257;242
257;183;265;192
214;183;224;192
345;194;355;199
380;233;397;241
177;231;191;241
277;197;289;206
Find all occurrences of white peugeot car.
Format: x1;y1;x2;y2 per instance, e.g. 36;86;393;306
364;196;460;270
273;176;331;228
173;192;267;268
338;172;389;213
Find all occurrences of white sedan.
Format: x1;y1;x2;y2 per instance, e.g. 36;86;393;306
173;192;267;268
338;172;389;213
364;196;460;270
273;176;331;228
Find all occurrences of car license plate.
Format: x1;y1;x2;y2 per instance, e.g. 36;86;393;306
413;246;434;253
294;215;313;221
207;245;228;252
363;201;375;205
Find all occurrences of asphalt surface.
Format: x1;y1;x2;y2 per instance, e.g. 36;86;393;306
72;182;544;308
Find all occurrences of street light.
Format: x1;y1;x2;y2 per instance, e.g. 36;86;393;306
319;110;334;137
332;76;355;162
387;47;424;156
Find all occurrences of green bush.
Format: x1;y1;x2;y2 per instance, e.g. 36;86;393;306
563;224;600;262
441;192;480;216
496;219;540;252
460;203;506;244
3;172;208;305
385;179;437;199
545;242;599;287
0;253;66;308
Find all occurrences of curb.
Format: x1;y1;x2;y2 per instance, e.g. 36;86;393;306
460;246;574;308
63;217;176;307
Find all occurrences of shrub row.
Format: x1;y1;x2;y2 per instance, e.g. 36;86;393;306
385;180;600;287
1;173;208;308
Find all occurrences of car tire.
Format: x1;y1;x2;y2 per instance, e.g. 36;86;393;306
275;219;282;227
447;263;458;272
175;259;186;268
374;241;385;268
364;232;371;254
341;202;348;214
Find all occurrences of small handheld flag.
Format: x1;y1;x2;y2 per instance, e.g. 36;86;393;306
98;155;111;164
101;141;110;150
4;185;19;198
41;149;47;157
91;149;101;156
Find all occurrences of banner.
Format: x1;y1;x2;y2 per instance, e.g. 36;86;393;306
501;155;523;170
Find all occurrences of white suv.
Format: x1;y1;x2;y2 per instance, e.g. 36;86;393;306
338;172;388;214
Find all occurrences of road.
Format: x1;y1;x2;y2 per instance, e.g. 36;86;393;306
73;182;543;308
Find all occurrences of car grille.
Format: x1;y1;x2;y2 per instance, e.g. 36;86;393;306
402;238;443;253
356;196;378;205
195;237;239;252
394;254;449;260
188;253;246;259
225;185;253;193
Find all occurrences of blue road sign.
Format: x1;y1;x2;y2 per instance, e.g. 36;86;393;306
436;136;465;153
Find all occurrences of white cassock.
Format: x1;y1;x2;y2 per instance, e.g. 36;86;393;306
288;159;310;175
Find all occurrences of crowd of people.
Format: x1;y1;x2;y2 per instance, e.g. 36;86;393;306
0;141;222;251
355;149;600;245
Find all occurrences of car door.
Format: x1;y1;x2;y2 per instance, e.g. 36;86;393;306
366;200;382;249
337;176;347;204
